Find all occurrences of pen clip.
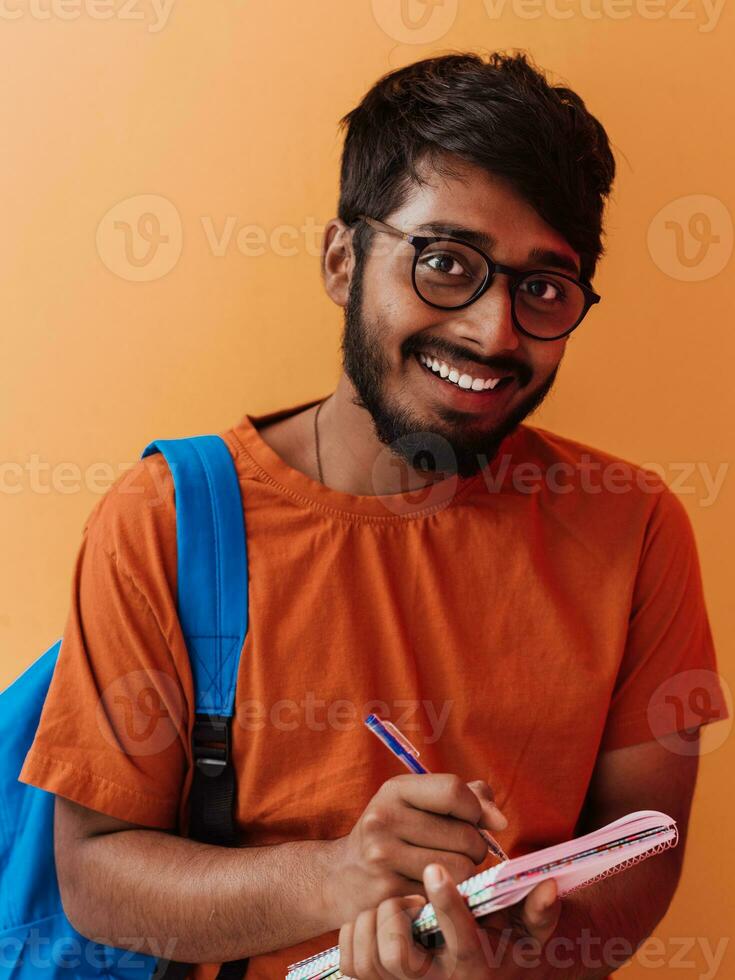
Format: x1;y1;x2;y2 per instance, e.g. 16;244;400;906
379;718;421;760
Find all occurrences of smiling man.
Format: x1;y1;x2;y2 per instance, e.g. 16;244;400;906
308;167;588;485
21;52;728;980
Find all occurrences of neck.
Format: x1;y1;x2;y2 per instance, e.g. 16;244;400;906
315;374;453;496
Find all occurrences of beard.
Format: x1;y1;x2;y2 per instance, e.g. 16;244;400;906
340;256;560;480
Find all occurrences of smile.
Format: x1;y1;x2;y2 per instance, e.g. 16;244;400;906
415;351;513;393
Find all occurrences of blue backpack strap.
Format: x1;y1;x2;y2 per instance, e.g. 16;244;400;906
141;435;250;980
141;435;248;717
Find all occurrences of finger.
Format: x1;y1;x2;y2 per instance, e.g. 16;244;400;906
338;920;355;980
423;863;485;960
520;879;561;945
395;808;489;865
467;779;508;832
349;907;387;980
375;896;432;979
390;773;485;825
392;841;480;886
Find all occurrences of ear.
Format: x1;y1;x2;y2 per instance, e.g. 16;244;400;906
322;218;356;308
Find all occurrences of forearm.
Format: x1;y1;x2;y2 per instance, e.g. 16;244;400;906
64;828;339;964
536;849;681;979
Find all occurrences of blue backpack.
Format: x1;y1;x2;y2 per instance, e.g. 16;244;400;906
0;436;252;979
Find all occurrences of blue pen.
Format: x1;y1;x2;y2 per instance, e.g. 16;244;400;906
365;713;509;863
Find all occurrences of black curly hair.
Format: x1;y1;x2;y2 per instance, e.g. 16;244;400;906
337;52;616;286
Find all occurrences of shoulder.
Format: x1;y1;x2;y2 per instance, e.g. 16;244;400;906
82;432;249;588
483;424;696;560
518;425;693;527
515;425;662;480
78;448;179;609
84;449;176;561
509;424;669;501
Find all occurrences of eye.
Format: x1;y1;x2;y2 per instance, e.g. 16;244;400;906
520;277;566;302
421;251;471;278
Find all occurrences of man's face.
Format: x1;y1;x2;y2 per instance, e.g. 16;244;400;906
341;158;582;478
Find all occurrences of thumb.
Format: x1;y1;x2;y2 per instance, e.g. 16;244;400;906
521;879;561;945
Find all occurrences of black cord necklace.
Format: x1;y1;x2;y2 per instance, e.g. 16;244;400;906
314;397;327;484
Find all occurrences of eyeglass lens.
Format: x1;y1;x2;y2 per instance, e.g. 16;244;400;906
415;240;586;338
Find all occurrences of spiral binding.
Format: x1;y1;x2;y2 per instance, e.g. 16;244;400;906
563;835;677;895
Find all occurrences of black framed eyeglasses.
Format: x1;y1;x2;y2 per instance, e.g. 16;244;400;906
355;214;601;342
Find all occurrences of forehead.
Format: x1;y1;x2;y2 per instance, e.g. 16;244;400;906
388;155;581;276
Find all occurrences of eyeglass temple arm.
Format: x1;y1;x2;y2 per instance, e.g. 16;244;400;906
355;214;412;242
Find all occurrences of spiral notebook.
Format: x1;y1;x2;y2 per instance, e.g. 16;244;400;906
286;809;677;980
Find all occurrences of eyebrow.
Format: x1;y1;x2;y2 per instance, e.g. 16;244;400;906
412;222;581;278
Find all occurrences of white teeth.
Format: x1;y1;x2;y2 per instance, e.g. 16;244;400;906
417;352;506;392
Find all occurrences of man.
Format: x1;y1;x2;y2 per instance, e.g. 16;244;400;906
20;52;728;979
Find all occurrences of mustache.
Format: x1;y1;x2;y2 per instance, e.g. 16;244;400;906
403;337;533;386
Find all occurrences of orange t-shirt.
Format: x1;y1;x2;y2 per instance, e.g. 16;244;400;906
20;398;728;979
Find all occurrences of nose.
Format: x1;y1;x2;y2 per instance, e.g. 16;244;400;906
451;276;521;354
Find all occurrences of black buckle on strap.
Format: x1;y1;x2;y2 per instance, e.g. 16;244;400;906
193;714;230;777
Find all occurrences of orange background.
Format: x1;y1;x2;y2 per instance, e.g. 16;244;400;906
1;1;732;974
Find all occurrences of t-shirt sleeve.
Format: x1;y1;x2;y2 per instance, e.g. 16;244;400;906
600;484;730;751
18;456;193;829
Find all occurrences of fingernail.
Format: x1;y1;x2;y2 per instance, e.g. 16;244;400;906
488;803;508;829
425;864;446;889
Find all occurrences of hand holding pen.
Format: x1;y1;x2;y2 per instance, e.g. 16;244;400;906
318;713;510;938
311;716;511;979
365;713;509;863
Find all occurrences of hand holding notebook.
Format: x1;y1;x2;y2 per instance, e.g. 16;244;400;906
288;716;677;980
288;809;678;980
